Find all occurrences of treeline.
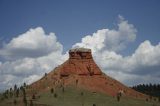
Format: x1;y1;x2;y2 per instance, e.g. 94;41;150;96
0;83;29;106
132;84;160;97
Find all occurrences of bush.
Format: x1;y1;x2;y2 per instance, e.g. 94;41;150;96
54;93;58;98
81;92;84;96
51;88;54;94
13;99;17;105
32;94;36;99
146;98;148;102
62;87;65;93
93;104;96;106
116;93;121;102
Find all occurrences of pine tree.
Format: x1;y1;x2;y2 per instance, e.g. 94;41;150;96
16;88;19;97
22;87;27;106
14;84;17;92
23;83;26;88
9;88;13;98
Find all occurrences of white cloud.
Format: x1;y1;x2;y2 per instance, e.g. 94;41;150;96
73;15;137;52
96;40;160;85
0;27;63;60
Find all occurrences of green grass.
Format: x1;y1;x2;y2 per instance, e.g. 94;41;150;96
36;87;160;106
0;87;160;106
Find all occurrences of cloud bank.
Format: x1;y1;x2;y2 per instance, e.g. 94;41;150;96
0;16;160;90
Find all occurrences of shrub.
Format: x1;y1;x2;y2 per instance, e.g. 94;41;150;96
32;94;36;99
54;93;58;98
116;93;121;102
16;88;19;97
146;98;148;102
51;88;54;94
76;79;78;85
13;99;17;105
81;92;84;96
93;104;96;106
62;87;65;93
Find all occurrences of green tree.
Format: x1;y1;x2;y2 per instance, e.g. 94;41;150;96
23;83;26;88
54;93;58;98
14;84;17;91
116;93;121;102
9;88;13;98
3;90;9;99
44;73;47;79
76;79;78;86
93;104;96;106
22;87;27;106
62;87;65;93
16;88;19;97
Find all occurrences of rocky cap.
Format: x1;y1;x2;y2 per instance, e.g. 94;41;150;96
69;48;91;52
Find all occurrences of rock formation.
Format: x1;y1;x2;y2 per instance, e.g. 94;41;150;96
30;48;147;99
60;48;102;77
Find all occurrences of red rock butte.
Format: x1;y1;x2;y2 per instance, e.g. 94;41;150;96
60;48;102;77
31;48;148;99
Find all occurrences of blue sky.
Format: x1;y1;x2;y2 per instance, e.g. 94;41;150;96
0;0;160;90
0;0;160;52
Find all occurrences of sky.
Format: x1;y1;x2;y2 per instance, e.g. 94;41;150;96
0;0;160;91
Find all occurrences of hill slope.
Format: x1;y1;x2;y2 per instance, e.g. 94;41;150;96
30;48;147;99
0;87;159;106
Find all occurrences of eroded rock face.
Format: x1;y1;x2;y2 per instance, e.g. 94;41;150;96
60;48;102;77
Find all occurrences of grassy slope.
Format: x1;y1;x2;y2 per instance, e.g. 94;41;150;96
36;87;159;106
0;87;160;106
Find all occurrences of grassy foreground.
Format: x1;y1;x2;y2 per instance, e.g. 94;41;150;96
0;87;160;106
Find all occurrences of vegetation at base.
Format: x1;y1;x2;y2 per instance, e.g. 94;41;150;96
0;86;160;106
132;84;160;97
35;87;160;106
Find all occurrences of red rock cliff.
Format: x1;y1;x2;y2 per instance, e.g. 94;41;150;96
60;48;102;77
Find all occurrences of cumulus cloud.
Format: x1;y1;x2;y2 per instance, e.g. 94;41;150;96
95;40;160;85
73;15;137;52
0;27;63;60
